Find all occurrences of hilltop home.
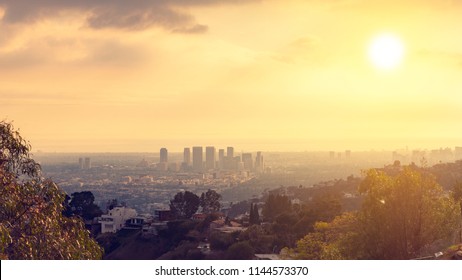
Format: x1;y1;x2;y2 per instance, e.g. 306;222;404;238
99;206;137;233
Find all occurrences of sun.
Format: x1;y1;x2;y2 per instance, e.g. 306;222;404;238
368;33;405;70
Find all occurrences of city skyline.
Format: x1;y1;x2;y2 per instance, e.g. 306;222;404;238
2;1;462;152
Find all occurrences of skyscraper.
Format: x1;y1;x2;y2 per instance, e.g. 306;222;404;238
345;150;351;159
160;148;168;163
329;151;336;159
192;146;203;172
227;147;234;158
183;148;191;165
218;149;225;169
84;157;91;169
205;146;216;170
242;153;253;170
255;151;264;173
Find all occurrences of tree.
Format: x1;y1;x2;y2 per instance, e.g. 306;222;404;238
358;167;458;259
67;191;102;220
170;191;200;219
226;241;254;260
287;167;459;260
209;231;234;251
249;203;260;225
262;194;292;221
451;182;462;243
106;198;119;211
309;191;342;222
0;121;103;259
200;189;221;214
282;212;362;260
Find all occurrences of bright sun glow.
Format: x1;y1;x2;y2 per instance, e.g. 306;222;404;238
368;33;405;70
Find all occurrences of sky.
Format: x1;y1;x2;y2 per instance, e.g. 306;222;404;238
1;0;462;152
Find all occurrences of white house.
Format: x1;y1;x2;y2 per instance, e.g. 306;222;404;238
99;206;138;234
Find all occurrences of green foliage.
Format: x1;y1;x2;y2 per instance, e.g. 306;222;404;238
287;167;459;260
67;191;103;220
200;189;221;214
308;191;342;222
195;213;219;233
169;191;200;219
0;121;40;178
0;121;103;259
226;241;254;260
209;231;235;251
162;220;198;244
282;212;361;260
358;167;458;259
451;182;462;243
262;194;292;221
239;225;275;254
227;200;250;218
249;203;260;225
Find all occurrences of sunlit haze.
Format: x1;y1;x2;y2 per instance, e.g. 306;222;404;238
1;0;462;152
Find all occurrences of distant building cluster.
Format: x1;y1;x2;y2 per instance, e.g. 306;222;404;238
79;157;92;169
157;146;265;173
329;150;352;160
392;146;462;165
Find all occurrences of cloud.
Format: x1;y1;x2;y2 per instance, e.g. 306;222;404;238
0;0;256;32
0;35;148;70
173;24;208;34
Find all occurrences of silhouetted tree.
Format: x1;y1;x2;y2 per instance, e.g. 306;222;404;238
200;189;221;214
226;241;254;260
209;232;234;251
170;191;200;219
68;191;102;220
249;203;260;225
106;199;119;211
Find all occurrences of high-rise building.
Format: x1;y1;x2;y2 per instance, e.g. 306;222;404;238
205;146;216;170
218;149;225;169
78;158;84;169
84;157;91;169
345;150;351;159
160;148;168;163
183;148;191;165
227;147;234;158
192;146;203;171
242;153;253;170
329;151;335;159
255;151;264;173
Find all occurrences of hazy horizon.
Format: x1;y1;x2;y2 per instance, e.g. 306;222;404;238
30;139;461;154
2;1;462;153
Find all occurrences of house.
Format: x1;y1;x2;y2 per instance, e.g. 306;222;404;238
99;206;137;233
125;217;146;228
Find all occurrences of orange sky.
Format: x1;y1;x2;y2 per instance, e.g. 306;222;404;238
1;0;462;152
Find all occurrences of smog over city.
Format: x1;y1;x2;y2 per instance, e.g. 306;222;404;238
1;0;462;266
